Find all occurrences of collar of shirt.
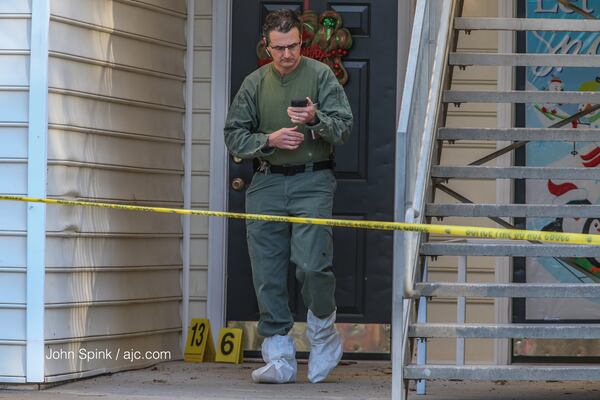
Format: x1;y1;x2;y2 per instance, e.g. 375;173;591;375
270;56;306;85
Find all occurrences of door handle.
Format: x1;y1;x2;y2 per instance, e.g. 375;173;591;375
231;178;246;191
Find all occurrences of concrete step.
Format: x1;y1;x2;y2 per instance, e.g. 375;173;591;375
421;242;600;257
438;127;600;142
432;165;600;180
455;17;600;32
414;282;600;298
404;365;600;381
443;90;600;104
450;52;600;67
409;323;600;339
426;203;600;218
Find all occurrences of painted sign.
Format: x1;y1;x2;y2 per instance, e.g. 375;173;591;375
525;0;600;319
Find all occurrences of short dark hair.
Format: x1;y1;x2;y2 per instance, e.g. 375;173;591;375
262;9;302;44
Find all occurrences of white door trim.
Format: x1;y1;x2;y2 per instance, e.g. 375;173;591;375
397;0;416;123
207;0;232;334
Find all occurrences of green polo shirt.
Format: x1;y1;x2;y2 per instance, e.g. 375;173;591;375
224;56;353;166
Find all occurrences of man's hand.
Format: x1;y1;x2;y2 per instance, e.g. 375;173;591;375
267;126;305;150
287;97;317;125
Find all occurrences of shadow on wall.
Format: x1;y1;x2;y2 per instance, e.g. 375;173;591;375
43;0;188;378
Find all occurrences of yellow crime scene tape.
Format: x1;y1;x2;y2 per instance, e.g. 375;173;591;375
0;194;599;246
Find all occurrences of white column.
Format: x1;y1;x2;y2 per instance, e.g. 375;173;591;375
26;0;49;383
182;0;196;354
207;0;232;334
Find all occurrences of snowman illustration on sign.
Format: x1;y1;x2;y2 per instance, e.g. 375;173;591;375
575;76;600;129
540;76;564;115
542;180;600;275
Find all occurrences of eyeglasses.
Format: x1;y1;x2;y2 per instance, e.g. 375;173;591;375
268;42;301;53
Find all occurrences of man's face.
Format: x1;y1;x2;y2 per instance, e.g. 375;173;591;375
267;27;302;75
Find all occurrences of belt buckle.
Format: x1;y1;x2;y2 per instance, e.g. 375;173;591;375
283;164;305;176
284;167;297;176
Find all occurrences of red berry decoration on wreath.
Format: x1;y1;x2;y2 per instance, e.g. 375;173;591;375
256;9;353;85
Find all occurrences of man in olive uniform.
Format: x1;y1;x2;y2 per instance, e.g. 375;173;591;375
224;9;353;384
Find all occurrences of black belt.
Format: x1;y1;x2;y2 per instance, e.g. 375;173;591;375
254;160;334;176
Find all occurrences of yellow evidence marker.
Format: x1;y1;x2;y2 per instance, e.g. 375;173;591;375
184;318;215;362
215;328;244;364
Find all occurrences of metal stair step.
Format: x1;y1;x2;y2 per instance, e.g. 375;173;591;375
421;242;600;257
432;165;600;180
404;365;600;381
409;323;600;339
415;282;600;298
439;127;600;142
426;203;600;218
443;90;600;104
450;52;600;67
455;17;600;32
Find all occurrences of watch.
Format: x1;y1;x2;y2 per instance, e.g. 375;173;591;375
263;134;272;150
307;115;320;126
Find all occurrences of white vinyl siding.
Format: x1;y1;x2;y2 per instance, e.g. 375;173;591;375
189;0;211;320
44;0;186;379
0;0;31;382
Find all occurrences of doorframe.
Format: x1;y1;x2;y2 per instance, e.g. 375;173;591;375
397;0;416;122
210;0;414;335
207;0;232;334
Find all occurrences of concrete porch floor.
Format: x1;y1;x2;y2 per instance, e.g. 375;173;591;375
1;360;600;400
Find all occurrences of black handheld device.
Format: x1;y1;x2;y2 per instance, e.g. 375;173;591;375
290;98;308;107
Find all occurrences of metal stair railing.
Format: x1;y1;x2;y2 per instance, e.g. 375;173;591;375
397;1;600;397
393;0;459;399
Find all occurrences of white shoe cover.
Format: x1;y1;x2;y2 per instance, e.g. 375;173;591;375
306;309;343;383
251;335;297;384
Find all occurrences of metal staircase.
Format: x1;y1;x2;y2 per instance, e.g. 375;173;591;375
393;1;600;399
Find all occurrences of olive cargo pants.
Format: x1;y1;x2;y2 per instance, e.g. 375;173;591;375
245;168;337;338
